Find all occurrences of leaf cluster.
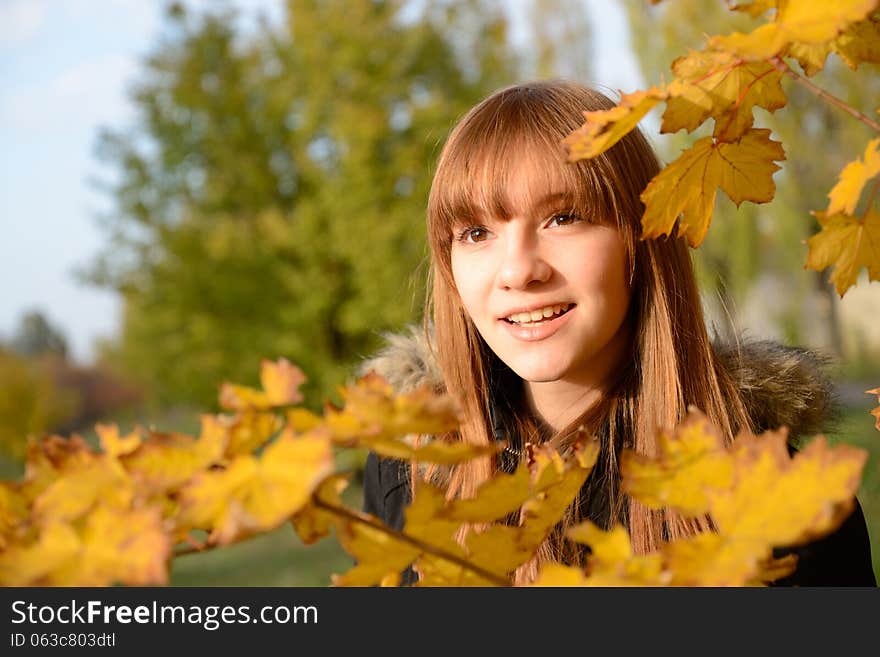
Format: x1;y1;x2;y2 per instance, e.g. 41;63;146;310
566;0;880;296
0;360;868;586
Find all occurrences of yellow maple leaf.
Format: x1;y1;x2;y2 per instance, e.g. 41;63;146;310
290;473;350;545
563;87;666;161
0;522;80;586
710;431;867;547
260;358;306;406
786;41;833;76
316;373;495;464
805;209;880;296
833;15;880;69
444;459;533;523
563;521;668;586
0;482;28;549
621;410;734;517
120;416;228;493
219;357;307;411
218;411;281;458
338;373;461;439
20;434;95;503
661;532;767;586
95;423;142;458
827;138;880;215
178;429;334;544
641;128;785;247
52;505;171;586
33;453;133;524
867;387;880;431
531;562;592;586
663;51;786;141
710;0;877;61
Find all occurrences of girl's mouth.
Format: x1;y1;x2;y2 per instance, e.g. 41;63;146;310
503;303;574;327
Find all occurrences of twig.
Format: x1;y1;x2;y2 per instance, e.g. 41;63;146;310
769;56;880;133
311;494;512;586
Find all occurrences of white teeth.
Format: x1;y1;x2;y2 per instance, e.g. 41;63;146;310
506;303;571;324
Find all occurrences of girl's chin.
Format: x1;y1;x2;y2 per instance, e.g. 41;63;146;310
506;362;570;383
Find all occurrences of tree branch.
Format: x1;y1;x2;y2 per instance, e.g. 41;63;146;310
311;494;512;586
769;57;880;133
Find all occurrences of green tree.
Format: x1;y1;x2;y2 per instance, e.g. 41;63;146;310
621;0;880;351
85;0;517;409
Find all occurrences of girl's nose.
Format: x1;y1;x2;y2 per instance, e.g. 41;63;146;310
497;235;551;290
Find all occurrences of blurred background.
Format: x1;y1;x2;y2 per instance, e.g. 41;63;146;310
1;0;878;585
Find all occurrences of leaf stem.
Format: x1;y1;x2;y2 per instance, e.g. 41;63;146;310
311;494;512;586
769;57;880;133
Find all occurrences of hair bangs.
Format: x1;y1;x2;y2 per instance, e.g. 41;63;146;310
428;89;619;274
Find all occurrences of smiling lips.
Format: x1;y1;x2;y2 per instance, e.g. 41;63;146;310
503;303;573;326
499;303;575;341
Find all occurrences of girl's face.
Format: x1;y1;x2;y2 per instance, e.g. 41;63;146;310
450;155;632;387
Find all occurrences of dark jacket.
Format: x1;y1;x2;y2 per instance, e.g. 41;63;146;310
360;326;877;586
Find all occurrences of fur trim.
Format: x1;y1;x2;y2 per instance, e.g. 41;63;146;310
359;325;839;441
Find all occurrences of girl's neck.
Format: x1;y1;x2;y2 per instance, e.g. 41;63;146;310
523;323;632;433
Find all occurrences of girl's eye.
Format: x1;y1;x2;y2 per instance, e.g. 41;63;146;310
547;213;584;228
454;226;492;243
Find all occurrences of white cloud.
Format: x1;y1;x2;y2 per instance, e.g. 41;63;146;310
0;0;49;46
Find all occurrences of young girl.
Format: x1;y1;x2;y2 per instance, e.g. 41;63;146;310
361;79;876;586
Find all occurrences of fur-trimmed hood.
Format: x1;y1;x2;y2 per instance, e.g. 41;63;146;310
358;324;838;440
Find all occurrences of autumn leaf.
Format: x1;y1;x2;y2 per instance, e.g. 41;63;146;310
564;87;666;160
827;138;880;215
219;357;306;411
317;373;496;464
0;522;80;586
710;0;877;61
563;521;668;586
219;411;282;458
786;41;833;76
621;410;734;517
640;128;785;247
53;505;171;586
805;209;880;296
260;358;306;406
663;51;786;141
120;416;228;493
290;473;350;545
0;506;170;587
710;432;867;547
833;15;880;69
0;483;28;549
95;423;142;458
661;531;767;586
32;453;133;524
866;387;880;431
178;429;334;544
530;562;593;586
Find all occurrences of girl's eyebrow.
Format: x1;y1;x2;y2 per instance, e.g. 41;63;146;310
532;191;577;213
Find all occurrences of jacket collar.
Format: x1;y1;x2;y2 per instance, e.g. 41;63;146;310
358;324;837;442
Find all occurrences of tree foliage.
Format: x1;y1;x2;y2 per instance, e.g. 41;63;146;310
622;0;880;350
86;0;517;408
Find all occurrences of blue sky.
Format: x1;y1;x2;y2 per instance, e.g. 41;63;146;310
0;0;641;364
